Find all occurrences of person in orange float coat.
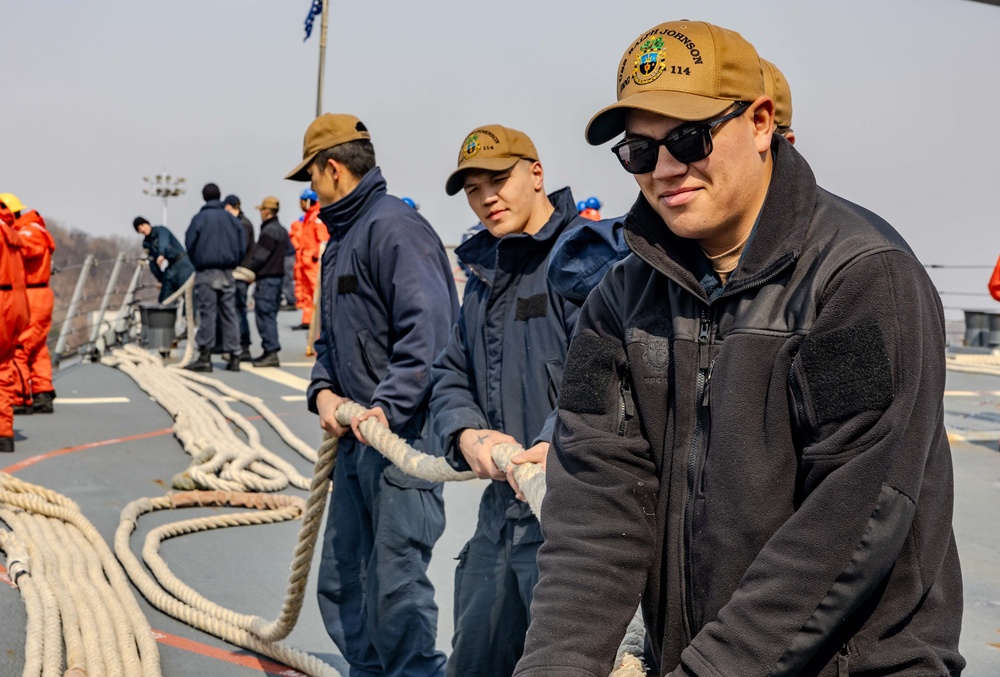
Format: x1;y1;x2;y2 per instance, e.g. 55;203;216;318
0;194;57;415
0;199;31;452
293;188;325;330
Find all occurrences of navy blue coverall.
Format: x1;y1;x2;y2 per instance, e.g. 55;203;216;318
307;167;459;677
142;225;195;303
429;187;583;677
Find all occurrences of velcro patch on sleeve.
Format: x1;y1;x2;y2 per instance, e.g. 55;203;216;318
338;275;359;294
799;321;893;425
515;294;548;321
559;334;621;415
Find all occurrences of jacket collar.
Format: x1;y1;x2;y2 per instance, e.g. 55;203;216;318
200;200;225;212
317;167;387;233
624;134;817;302
456;186;580;281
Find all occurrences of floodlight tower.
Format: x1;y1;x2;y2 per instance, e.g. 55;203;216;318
142;173;186;227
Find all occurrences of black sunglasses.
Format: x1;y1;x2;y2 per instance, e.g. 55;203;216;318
611;102;751;174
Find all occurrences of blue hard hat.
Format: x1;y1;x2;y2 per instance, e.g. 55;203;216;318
401;197;417;209
585;196;602;210
576;201;587;213
300;189;317;201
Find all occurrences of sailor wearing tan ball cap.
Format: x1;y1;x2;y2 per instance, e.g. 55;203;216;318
516;19;964;677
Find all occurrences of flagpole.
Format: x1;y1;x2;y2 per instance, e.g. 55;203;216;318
315;0;329;117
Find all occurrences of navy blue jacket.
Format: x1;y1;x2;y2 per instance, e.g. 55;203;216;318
307;168;459;448
245;217;288;278
184;200;246;270
430;188;583;543
142;225;188;283
546;216;628;306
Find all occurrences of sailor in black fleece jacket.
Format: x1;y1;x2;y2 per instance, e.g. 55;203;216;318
243;196;287;366
515;20;964;677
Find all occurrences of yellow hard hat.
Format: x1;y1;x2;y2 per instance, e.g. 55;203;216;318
0;193;26;213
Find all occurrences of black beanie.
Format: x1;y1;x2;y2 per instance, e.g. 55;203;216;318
133;216;150;232
202;183;221;202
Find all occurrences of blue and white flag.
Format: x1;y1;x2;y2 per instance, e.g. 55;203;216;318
304;0;323;42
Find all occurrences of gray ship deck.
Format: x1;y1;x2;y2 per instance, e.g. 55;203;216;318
2;317;999;676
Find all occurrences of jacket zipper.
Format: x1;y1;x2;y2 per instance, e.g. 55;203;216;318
618;366;635;436
683;308;712;638
680;256;799;641
837;643;849;676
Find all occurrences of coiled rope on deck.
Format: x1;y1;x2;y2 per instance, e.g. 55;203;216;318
101;348;645;676
0;472;162;677
102;345;315;492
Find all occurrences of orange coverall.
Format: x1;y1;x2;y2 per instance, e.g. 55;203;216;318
13;210;55;407
297;203;326;325
0;208;30;440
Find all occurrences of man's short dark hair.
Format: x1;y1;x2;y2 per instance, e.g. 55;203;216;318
312;140;377;180
133;216;150;232
202;183;221;202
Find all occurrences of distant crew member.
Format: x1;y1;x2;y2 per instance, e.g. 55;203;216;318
239;196;288;368
431;125;584;677
293;188;324;331
223;195;256;361
183;183;246;373
577;195;602;221
289;113;457;676
0;193;57;415
0;198;30;452
133;217;195;303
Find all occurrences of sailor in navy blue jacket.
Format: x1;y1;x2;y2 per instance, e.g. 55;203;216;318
430;124;584;677
291;113;457;677
134;217;195;303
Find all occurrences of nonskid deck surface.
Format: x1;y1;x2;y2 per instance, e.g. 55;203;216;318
1;318;999;676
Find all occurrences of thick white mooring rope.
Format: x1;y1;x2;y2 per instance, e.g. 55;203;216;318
0;472;162;677
102;349;645;675
102;345;315;492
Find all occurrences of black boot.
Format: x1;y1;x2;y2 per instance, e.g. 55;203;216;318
12;403;33;416
251;351;280;368
0;436;13;453
225;354;241;372
184;349;213;372
237;347;253;362
33;391;55;414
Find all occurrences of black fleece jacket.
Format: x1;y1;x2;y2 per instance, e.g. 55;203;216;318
515;136;964;677
245;216;288;278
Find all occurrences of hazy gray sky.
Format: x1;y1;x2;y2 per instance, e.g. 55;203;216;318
3;0;999;317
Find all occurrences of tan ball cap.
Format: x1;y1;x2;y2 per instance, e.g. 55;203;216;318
445;125;539;196
256;196;280;211
586;20;764;145
285;113;371;181
760;59;792;129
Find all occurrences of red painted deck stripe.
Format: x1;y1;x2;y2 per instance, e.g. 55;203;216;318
1;427;175;474
153;629;307;675
0;566;306;675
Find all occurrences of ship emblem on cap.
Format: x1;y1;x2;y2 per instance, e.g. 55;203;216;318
462;133;480;161
633;37;667;86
